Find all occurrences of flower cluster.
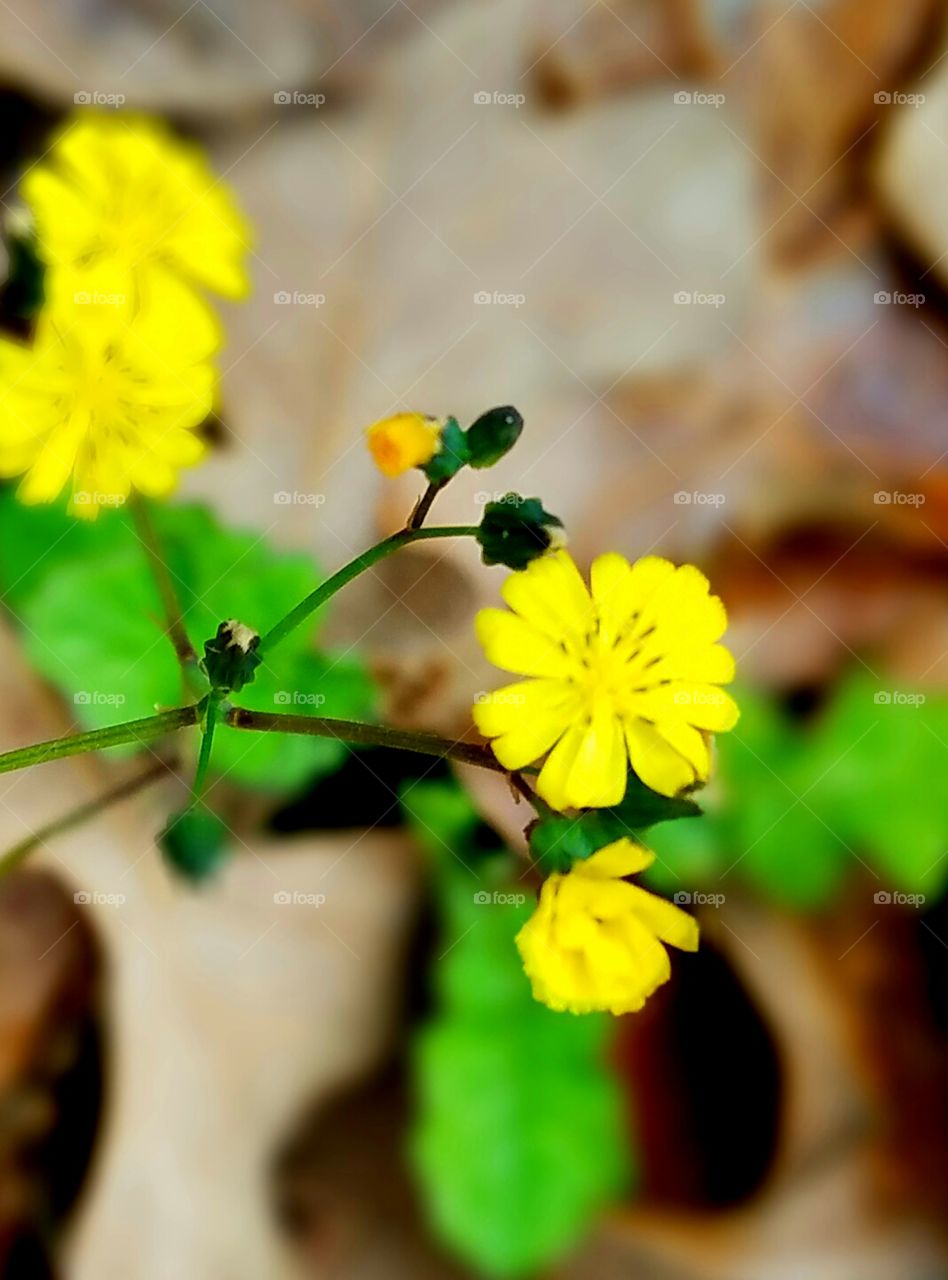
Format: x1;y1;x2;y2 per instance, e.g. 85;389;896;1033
367;411;738;1016
0;113;251;517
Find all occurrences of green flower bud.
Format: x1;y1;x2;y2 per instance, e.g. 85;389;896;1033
476;495;565;570
201;619;261;693
465;405;524;469
159;807;229;882
422;416;470;484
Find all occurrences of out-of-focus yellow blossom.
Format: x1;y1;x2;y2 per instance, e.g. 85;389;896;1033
366;411;443;477
0;275;217;518
473;550;738;808
21;113;252;311
516;838;698;1015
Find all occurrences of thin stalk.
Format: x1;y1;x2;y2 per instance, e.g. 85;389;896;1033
225;706;507;773
0;704;202;777
0;758;175;878
407;480;445;529
260;524;478;655
130;496;200;677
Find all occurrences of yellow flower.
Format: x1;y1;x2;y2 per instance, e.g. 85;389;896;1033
0;275;217;518
473;550;738;808
366;412;443;477
21;113;252;310
516;839;698;1015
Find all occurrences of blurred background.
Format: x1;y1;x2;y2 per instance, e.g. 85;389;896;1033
0;0;946;1276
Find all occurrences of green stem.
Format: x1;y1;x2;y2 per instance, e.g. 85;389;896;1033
225;706;507;773
260;524;479;654
0;759;174;878
189;693;223;805
130;497;202;686
0;704;202;777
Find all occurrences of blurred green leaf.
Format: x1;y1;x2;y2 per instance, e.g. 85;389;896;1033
402;781;630;1278
0;497;375;791
529;773;701;873
159;806;229;881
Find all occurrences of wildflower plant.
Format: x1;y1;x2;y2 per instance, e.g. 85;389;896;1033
0;113;739;1024
0;110;751;1280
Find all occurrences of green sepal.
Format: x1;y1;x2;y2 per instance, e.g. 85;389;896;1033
465;405;524;469
159;807;229;882
529;772;701;873
476;495;563;570
422;416;469;484
201;619;262;694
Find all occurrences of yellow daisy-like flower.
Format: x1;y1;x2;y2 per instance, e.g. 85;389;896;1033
0;275;217;518
21;113;252;310
517;839;698;1015
473;550;738;808
366;412;443;477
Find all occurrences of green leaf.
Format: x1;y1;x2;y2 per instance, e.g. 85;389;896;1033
4;499;375;791
159;806;229;881
402;781;631;1278
529;773;701;873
